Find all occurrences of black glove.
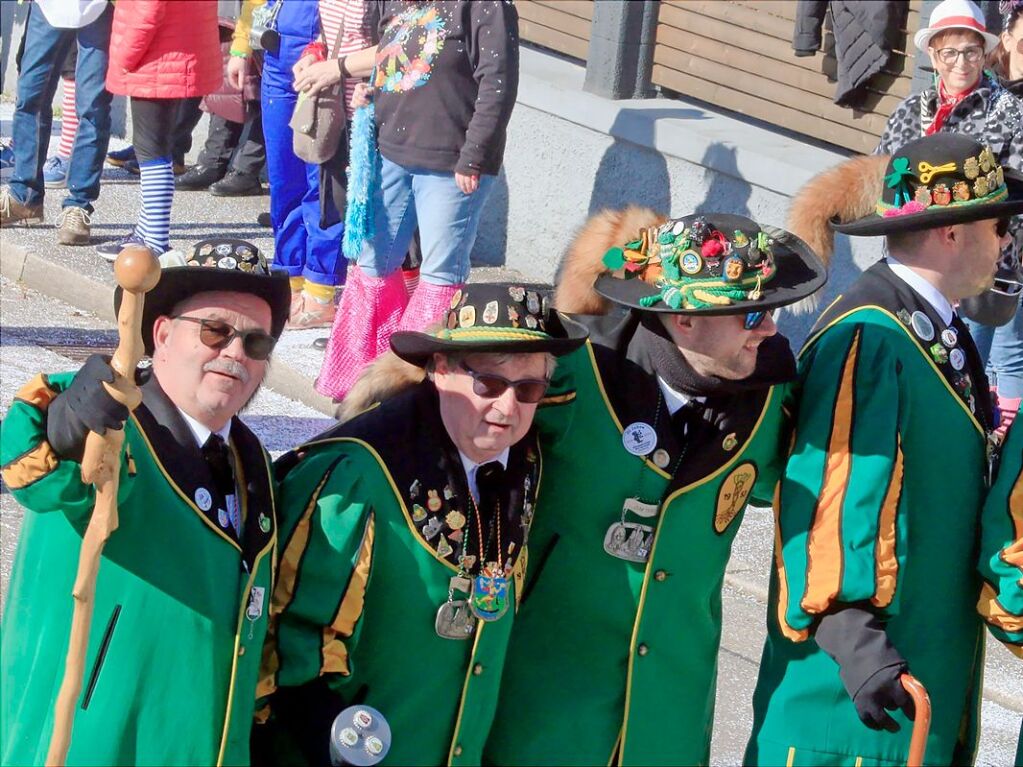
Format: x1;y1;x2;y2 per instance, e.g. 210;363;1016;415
46;354;130;462
815;606;915;733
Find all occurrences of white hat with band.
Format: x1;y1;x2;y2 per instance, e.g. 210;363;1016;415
913;0;999;53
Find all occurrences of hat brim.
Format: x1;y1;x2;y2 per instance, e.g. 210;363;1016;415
831;172;1023;237
391;311;589;367
593;223;827;315
114;266;292;355
914;25;999;53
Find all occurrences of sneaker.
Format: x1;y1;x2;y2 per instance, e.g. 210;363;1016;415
209;170;263;197
122;159;141;176
95;230;145;262
56;206;92;245
257;211;272;228
176;163;225;191
43;155;70;188
106;145;136;167
0;187;44;226
289;292;337;329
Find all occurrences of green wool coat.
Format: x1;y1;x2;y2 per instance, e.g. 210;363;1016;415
486;312;793;766
747;262;995;767
260;383;541;766
0;370;277;767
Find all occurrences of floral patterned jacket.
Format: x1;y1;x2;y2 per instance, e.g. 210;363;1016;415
877;73;1023;274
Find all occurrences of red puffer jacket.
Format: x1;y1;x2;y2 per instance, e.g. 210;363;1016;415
106;0;221;99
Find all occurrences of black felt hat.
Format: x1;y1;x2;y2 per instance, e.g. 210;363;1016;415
593;212;826;315
832;134;1023;236
390;283;589;366
114;238;291;355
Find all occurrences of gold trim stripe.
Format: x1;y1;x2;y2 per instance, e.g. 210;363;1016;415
446;623;486;766
322;512;376;674
538;391;576;406
1;441;59;490
13;373;58;410
872;436;903;609
977;582;1023;633
775;482;809;642
801;328;859;614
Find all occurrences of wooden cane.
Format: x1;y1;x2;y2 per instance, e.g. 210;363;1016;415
901;673;932;767
45;246;161;767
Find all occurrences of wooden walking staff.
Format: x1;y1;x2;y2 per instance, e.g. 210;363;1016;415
900;673;932;767
45;246;161;767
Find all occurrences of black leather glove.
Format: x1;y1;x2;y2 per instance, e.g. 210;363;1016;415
46;354;129;462
815;606;915;733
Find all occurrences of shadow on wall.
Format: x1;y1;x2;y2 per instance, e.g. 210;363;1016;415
471;166;510;268
589;108;710;216
694;143;751;219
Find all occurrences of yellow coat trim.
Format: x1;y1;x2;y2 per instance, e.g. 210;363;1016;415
13;373;58;410
872;436;903;609
2;441;59;489
322;512;376;674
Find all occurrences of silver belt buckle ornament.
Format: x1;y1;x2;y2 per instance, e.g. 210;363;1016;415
604;521;655;562
330;704;392;766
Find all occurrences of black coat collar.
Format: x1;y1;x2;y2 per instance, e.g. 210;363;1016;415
132;368;276;567
809;260;993;431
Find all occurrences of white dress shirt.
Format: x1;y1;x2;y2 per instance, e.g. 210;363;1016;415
459;448;510;502
886;256;955;326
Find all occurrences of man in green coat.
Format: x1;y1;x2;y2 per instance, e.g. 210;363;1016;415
1;240;290;767
253;284;587;766
747;134;1023;766
484;209;827;766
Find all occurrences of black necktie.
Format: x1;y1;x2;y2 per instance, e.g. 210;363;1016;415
202;434;235;500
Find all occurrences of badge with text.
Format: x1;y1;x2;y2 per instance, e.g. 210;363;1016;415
622;422;657;456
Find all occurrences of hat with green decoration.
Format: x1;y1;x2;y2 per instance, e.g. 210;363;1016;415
390;282;589;366
594;212;826;315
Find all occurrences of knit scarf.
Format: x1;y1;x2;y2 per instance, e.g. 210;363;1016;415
635;314;796;397
925;79;977;135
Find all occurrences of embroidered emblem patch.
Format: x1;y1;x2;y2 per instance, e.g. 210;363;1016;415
714;461;758;533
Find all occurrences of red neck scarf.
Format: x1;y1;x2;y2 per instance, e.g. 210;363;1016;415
926;79;978;135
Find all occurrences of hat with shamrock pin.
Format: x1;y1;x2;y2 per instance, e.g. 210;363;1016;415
593;212;826;315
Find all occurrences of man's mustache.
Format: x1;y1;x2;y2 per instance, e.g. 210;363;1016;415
203;359;250;384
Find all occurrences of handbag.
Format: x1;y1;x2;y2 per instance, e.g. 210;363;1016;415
290;22;347;165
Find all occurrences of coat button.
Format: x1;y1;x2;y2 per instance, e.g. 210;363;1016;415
472;663;484;676
637;643;649;656
453;745;464;757
238;646;246;656
654;570;668;581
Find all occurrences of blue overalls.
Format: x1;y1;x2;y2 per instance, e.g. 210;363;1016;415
261;0;345;287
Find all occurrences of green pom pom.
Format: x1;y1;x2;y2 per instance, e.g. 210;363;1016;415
661;255;681;281
602;247;626;270
658;231;674;245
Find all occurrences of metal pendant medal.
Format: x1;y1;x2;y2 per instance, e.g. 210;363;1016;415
435;575;476;640
469;564;511;621
603;521;655;562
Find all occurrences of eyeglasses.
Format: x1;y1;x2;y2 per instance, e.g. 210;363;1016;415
744;310;772;330
996;217;1012;238
459;362;550;404
932;46;984;65
173;316;277;360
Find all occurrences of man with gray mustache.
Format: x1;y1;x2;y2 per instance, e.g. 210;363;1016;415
0;238;290;766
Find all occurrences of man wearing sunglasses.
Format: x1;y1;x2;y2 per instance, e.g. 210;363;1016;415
745;134;1023;766
249;283;587;766
485;210;827;766
0;238;290;766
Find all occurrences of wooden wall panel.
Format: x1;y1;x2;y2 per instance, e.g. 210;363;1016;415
517;0;593;61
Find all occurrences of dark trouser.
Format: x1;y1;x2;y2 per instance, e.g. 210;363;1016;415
172;97;204;167
197;103;266;178
132;98;183;162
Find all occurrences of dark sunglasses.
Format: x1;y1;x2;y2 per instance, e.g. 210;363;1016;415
996;218;1011;238
459;362;550;404
744;310;771;330
173;316;277;360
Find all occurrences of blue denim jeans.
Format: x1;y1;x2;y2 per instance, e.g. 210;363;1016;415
260;16;345;287
358;155;496;285
964;303;1023;398
9;3;112;212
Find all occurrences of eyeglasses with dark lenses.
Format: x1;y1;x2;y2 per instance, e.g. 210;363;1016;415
460;363;550;404
173;316;277;360
933;46;984;65
744;310;768;330
996;217;1011;238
